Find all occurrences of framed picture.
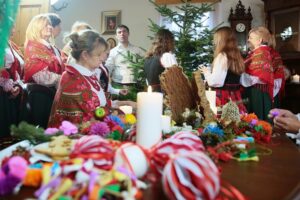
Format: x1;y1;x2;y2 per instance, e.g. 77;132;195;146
101;10;121;35
106;37;117;49
270;7;300;52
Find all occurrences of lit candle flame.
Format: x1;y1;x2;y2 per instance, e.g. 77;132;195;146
147;86;152;93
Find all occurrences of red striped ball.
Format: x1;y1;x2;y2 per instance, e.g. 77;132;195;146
170;131;205;151
163;152;220;200
70;135;114;170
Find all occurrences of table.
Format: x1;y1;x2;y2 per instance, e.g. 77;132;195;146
2;134;300;200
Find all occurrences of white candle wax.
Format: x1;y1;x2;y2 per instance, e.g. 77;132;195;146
161;115;171;133
136;86;163;148
119;105;133;114
205;89;216;110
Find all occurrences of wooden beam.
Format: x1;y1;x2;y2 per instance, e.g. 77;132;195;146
155;0;220;5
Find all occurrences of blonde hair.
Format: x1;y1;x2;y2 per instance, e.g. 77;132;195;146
249;26;271;45
25;14;51;47
213;26;244;75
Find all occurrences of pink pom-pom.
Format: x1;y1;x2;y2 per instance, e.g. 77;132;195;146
70;135;114;170
0;156;28;196
170;131;205;151
151;138;199;175
162;152;220;200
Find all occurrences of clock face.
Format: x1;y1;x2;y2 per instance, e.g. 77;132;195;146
236;23;246;33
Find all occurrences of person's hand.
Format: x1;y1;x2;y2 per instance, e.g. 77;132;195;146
10;86;20;98
119;89;128;96
198;65;210;74
273;116;300;134
268;108;297;120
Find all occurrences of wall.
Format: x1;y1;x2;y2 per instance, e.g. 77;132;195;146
52;0;265;49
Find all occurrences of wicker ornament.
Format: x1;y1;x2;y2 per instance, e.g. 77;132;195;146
193;70;216;124
221;100;240;125
160;66;197;123
162;152;220;200
70;135;114;170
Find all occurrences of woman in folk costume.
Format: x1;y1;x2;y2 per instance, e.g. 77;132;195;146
24;14;64;86
199;26;247;113
240;27;274;121
268;33;286;108
48;30;110;127
47;13;66;64
144;28;178;92
0;25;24;137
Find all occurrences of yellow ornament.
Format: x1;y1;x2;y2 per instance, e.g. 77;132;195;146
125;114;136;124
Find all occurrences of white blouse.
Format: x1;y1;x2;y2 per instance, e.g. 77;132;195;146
160;52;178;68
203;53;228;87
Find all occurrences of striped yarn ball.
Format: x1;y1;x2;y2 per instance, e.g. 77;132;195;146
162;152;220;200
70;135;114;170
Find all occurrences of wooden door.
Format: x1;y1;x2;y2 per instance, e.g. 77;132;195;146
12;0;50;49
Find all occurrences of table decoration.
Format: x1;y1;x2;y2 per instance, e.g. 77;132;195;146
136;86;163;149
162;152;220;200
161;115;171;133
205;88;217;114
114;143;149;178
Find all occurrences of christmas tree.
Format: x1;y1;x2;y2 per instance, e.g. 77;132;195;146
0;0;20;68
149;0;216;77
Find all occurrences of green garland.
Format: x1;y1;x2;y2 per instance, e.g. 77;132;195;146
0;0;20;68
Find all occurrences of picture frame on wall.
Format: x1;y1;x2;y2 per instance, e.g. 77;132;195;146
101;10;121;35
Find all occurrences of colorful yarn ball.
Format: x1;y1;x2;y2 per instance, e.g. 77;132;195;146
150;138;197;175
0;156;28;195
70;135;114;170
170;131;205;152
162;152;220;200
114;143;149;178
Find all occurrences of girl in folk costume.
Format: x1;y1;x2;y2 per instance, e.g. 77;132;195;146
199;26;247;113
0;25;24;136
144;28;178;92
24;14;64;87
48;30;110;127
268;33;286;108
95;49;128;101
240;27;274;121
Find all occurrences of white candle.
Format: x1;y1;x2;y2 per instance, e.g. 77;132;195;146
205;88;216;109
161;115;171;133
292;74;300;83
136;86;163;148
119;105;133;114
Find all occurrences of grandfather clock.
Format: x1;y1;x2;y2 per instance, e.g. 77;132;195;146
228;0;252;55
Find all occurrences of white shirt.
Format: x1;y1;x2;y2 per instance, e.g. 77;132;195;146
203;53;228;87
71;63;107;106
160;52;178;68
105;43;144;84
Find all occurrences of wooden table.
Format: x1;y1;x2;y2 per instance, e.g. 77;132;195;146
2;134;300;200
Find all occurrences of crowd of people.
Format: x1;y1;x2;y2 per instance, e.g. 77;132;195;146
1;12;299;138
